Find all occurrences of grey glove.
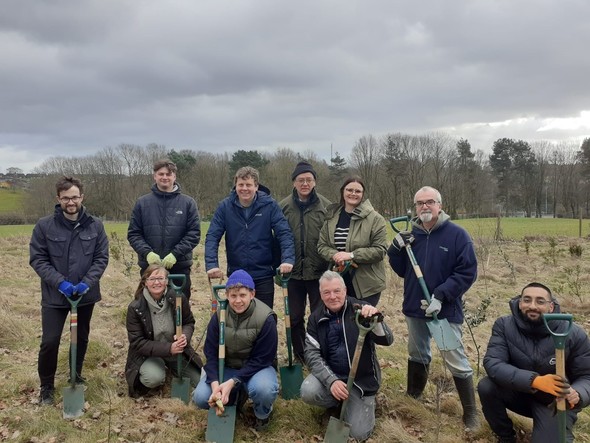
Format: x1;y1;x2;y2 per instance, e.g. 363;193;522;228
420;296;442;317
392;231;414;251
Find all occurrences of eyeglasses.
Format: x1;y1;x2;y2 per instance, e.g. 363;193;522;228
415;200;439;207
345;188;363;195
520;296;552;306
146;277;167;283
295;178;315;185
59;196;82;204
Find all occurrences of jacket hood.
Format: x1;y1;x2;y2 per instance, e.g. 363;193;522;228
508;295;563;338
53;204;91;227
151;182;182;196
412;209;450;233
326;199;375;219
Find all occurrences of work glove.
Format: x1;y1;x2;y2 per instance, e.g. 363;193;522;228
392;231;414;251
58;281;75;298
531;374;570;397
74;282;90;295
162;253;177;269
146;251;161;265
420;296;442;317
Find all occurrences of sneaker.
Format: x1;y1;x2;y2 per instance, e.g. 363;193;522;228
67;375;87;385
40;385;55;405
254;413;272;431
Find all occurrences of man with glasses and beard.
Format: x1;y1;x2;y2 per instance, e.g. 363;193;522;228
387;185;479;431
30;176;109;405
478;282;590;443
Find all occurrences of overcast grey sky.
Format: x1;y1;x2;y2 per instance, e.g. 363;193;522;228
1;0;589;173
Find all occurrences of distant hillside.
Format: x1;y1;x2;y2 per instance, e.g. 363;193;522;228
0;188;25;213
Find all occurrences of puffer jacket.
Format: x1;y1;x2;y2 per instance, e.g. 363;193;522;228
387;211;477;323
483;297;590;407
127;183;201;271
125;288;202;397
318;200;388;298
30;205;109;308
279;188;331;280
205;185;295;280
305;296;394;397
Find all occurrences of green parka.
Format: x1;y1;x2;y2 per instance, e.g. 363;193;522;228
318;199;387;298
279;189;331;280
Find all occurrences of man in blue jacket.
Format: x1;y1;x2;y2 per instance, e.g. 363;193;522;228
387;186;479;430
128;159;201;299
478;282;590;443
30;176;109;405
205;166;294;309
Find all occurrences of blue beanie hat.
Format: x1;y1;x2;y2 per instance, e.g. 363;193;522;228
226;269;255;290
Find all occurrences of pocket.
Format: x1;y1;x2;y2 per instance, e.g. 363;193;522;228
47;235;67;257
80;232;98;255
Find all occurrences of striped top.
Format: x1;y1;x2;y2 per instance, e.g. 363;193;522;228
334;210;352;251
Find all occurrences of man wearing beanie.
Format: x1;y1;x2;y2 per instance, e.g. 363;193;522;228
279;161;331;363
193;269;279;432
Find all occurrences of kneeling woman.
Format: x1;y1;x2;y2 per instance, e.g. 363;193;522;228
125;264;202;397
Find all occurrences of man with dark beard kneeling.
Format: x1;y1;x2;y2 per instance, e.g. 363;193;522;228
478;282;590;443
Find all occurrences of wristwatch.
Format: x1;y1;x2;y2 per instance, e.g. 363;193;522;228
231;377;241;388
350;252;354;260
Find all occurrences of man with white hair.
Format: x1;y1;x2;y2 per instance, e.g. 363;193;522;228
387;186;479;431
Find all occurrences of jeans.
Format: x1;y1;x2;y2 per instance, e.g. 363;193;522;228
139;356;201;389
38;303;95;387
405;316;473;378
253;277;275;309
478;376;578;442
287;278;321;361
300;374;376;441
192;366;278;420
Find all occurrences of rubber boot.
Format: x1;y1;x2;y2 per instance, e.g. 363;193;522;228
454;375;480;431
407;360;429;398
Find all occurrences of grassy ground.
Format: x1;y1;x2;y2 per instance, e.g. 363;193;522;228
1;222;590;442
0;188;25;213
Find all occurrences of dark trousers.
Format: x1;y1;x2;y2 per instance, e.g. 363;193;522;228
253;277;275;309
38;303;95;387
478;376;579;442
287;278;322;361
139;267;192;299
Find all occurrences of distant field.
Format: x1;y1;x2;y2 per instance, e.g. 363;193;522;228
1;218;588;240
0;188;25;213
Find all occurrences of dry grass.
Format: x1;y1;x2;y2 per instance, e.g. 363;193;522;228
1;235;590;442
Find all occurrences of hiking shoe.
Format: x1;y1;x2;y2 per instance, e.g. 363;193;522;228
40;385;55;405
67;375;87;385
254;412;272;431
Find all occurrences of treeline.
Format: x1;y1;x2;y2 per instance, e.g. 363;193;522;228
7;133;590;224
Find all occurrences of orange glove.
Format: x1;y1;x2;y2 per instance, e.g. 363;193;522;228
531;374;570;397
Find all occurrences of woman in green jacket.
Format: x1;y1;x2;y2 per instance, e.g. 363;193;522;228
318;176;388;306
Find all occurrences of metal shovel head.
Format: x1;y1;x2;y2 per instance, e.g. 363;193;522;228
62;384;85;419
279;363;303;399
206;405;236;443
324;414;350;442
427;317;461;351
171;376;191;404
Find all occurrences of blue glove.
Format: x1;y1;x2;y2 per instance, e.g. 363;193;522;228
58;281;75;298
75;282;90;295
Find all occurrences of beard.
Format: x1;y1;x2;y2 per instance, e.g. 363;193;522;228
419;211;433;223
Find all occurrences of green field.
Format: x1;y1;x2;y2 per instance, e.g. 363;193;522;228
0;188;25;213
1;218;589;240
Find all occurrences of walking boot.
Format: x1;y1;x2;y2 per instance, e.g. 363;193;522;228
453;375;480;431
407;360;429;398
